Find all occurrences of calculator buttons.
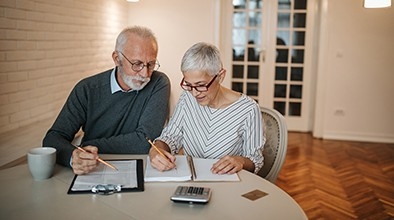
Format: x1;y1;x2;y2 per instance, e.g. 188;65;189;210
171;186;211;204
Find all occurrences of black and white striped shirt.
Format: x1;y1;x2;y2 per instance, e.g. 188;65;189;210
157;91;265;173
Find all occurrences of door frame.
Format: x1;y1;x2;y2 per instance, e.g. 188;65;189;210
219;0;319;132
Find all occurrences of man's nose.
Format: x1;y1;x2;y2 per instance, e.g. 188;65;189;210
138;67;149;78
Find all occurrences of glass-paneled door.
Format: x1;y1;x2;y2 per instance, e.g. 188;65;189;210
231;0;263;102
221;0;315;131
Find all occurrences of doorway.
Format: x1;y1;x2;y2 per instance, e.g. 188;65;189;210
220;0;317;131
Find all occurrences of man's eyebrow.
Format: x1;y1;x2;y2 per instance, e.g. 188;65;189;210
129;59;156;63
127;59;143;63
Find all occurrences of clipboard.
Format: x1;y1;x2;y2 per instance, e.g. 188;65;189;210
67;159;144;194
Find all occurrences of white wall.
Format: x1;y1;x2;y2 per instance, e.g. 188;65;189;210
314;0;394;143
127;0;219;114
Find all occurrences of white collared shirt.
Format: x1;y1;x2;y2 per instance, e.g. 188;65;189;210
110;68;133;93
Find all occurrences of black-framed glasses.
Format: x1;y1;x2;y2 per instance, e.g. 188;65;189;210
119;51;160;72
180;74;218;92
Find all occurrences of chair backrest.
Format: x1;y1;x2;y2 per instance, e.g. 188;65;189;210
257;106;288;184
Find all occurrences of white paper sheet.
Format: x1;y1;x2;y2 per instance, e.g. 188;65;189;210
144;155;239;182
71;160;138;191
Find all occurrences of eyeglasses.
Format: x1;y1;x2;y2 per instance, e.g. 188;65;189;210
119;51;160;72
180;74;218;92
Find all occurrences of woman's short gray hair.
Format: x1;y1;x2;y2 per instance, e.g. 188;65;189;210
181;42;222;76
115;26;158;52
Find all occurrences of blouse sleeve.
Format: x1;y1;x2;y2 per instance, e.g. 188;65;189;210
243;103;265;173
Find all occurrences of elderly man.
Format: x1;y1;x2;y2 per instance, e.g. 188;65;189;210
43;26;170;174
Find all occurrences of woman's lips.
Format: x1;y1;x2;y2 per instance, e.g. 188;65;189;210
195;96;205;102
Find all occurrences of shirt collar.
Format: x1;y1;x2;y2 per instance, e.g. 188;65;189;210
110;67;133;94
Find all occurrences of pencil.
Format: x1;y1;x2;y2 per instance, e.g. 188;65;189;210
146;137;176;169
146;137;167;158
74;146;118;171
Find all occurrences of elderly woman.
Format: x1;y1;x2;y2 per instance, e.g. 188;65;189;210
149;42;265;174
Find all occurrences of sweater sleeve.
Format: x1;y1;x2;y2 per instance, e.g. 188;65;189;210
42;79;89;167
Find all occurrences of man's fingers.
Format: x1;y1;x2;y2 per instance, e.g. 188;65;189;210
72;148;99;174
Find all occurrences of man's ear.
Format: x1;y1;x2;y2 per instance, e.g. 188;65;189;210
112;51;121;66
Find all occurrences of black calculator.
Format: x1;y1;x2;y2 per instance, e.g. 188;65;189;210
170;186;212;204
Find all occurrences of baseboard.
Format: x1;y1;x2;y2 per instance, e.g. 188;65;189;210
0;155;27;170
323;131;394;144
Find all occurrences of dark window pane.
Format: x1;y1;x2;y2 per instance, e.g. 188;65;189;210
274;84;287;98
232;65;244;78
293;13;306;28
232;46;244;61
291;67;303;81
276;49;288;63
290;85;302;99
274;101;286;115
232;82;243;93
294;0;307;9
292;31;305;46
291;49;304;63
247;65;259;79
247;46;259;61
247;83;258;96
289;102;301;116
275;67;287;80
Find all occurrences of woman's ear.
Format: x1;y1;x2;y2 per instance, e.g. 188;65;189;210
218;69;226;83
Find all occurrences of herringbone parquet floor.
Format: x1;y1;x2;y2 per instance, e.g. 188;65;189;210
276;132;394;220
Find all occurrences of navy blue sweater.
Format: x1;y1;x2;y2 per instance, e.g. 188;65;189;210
43;68;171;167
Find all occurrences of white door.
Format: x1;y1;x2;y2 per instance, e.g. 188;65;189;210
220;0;316;131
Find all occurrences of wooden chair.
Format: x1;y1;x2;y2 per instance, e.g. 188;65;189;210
257;107;288;184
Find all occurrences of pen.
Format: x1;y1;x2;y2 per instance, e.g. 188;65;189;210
74;145;118;171
146;137;176;169
187;155;196;180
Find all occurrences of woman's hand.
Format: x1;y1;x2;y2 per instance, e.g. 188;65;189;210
148;141;176;171
211;155;254;174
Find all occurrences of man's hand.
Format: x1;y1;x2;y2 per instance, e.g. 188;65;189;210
71;146;99;174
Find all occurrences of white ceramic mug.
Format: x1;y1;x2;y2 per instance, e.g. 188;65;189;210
27;147;56;181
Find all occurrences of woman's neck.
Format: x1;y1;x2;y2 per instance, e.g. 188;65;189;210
208;87;239;109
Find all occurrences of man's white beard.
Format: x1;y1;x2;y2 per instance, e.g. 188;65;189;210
120;70;151;91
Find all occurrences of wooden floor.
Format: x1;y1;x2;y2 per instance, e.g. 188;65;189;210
276;132;394;220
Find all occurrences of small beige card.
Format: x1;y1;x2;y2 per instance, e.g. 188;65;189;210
242;189;268;201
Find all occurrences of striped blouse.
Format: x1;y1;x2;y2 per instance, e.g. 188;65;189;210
156;91;265;173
